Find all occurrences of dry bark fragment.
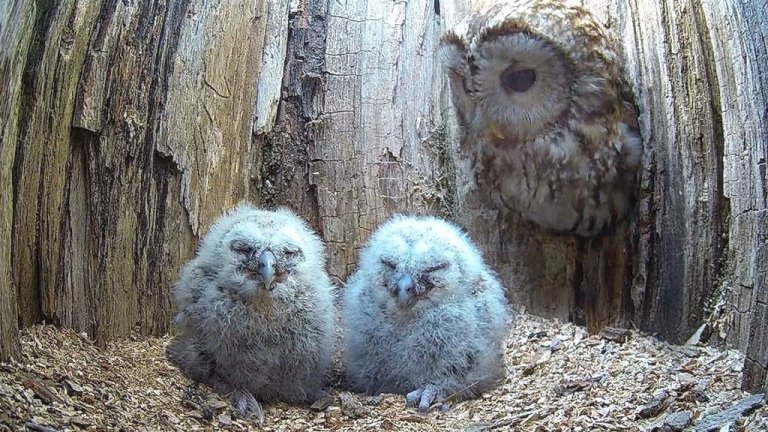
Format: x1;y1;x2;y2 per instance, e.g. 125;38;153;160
660;411;692;431
637;390;673;419
599;327;632;344
339;391;368;418
693;394;766;431
310;395;333;412
554;376;603;396
24;423;59;432
522;350;552;376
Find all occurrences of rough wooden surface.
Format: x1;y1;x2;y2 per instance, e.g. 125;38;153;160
700;0;768;394
6;0;270;346
311;0;447;279
0;0;36;362
1;0;767;396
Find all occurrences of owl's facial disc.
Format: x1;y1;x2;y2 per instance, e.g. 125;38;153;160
230;240;290;291
473;32;572;141
389;260;450;308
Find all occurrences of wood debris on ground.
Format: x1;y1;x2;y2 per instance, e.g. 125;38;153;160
0;312;766;431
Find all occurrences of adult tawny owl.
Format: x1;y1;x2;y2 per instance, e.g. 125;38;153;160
343;215;510;412
167;203;335;420
440;0;642;237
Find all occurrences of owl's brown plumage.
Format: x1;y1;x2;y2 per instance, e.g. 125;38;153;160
440;0;642;237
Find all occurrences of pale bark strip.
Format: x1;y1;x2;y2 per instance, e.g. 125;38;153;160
308;0;447;279
0;0;36;361
252;0;290;136
156;0;267;234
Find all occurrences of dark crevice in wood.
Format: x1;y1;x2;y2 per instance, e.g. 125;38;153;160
66;127;96;333
690;0;730;333
254;129;283;208
572;242;586;327
639;147;658;330
620;220;636;327
137;0;192;337
271;0;329;232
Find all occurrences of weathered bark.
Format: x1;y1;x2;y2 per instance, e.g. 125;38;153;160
0;0;36;362
698;0;768;394
1;0;766;392
5;0;270;346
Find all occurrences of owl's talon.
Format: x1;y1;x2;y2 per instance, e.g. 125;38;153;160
231;389;264;425
406;384;441;412
405;388;423;407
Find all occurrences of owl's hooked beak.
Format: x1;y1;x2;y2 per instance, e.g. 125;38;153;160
258;250;277;291
396;274;415;306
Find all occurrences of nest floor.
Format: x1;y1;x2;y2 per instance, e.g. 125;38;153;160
1;312;766;431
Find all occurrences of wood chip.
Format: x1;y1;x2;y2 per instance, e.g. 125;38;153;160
366;394;385;405
599;326;631;343
658;410;692;431
24;423;59;432
206;399;229;410
339;391;368;418
548;338;562;351
22;379;65;405
325;406;342;419
310;394;333;411
554;376;603;396
62;378;83;396
685;323;711;346
693;393;766;431
522;350;551;376
218;413;232;426
0;317;765;431
637;390;673;419
401;414;428;423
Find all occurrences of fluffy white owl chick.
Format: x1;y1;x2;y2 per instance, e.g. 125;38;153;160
167;203;335;418
440;0;642;236
342;215;510;412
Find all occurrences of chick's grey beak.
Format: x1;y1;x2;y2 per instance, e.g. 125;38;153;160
397;274;415;305
258;250;276;290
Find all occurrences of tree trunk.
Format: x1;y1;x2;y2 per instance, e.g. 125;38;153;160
4;0;269;346
1;0;766;391
0;0;36;362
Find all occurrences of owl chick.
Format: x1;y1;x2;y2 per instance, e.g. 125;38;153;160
440;0;642;237
167;203;335;418
342;215;510;412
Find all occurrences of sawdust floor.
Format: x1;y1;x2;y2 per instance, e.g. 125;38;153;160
1;312;766;431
